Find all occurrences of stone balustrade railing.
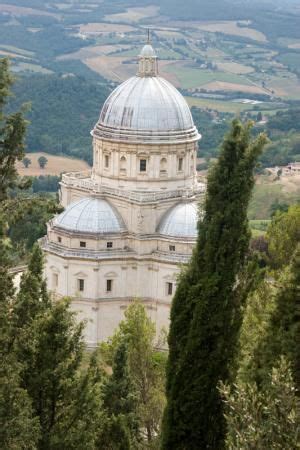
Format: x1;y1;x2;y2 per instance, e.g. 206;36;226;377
41;238;191;264
61;172;206;203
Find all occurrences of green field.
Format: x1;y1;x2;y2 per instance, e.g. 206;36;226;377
277;52;300;72
165;64;252;89
185;96;252;113
12;62;53;74
113;46;183;59
249;180;300;220
0;44;34;57
249;219;271;237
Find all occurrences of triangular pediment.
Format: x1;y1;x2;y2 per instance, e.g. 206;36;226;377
74;271;87;278
104;271;118;278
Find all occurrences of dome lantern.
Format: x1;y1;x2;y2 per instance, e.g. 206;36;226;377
137;31;158;77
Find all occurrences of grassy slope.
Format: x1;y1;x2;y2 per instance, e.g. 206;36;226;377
248;175;300;219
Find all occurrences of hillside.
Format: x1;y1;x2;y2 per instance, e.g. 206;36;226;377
8;74;110;164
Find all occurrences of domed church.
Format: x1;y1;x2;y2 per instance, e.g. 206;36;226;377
41;42;205;347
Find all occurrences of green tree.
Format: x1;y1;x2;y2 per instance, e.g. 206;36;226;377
38;155;48;169
0;356;40;450
0;223;40;449
267;205;300;269
97;341;139;449
11;246;102;449
13;244;49;333
102;302;167;448
220;358;299;450
22;157;32;168
162;120;267;450
0;58;27;201
240;245;300;390
28;300;101;450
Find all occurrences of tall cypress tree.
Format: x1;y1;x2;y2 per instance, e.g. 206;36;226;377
0;58;27;201
12;243;50;333
162;120;267;449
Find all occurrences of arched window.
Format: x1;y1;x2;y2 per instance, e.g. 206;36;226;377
160;157;167;175
120;156;127;174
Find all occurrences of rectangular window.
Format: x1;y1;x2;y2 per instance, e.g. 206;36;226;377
57;236;62;243
78;279;85;292
80;241;86;248
140;159;147;172
178;158;183;171
104;155;109;168
107;242;113;249
106;279;113;292
169;245;176;252
167;282;173;296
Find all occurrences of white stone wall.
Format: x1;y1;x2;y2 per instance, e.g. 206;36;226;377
44;250;181;347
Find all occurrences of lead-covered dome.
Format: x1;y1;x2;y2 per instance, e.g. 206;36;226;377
53;197;126;234
157;202;199;238
92;43;200;144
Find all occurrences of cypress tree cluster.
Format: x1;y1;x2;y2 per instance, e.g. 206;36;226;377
162;120;267;449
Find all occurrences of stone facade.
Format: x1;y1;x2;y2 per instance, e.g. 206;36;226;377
42;43;205;347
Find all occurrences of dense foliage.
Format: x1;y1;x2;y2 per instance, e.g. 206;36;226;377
8;74;110;164
221;212;300;448
162;120;267;449
100;302;167;449
191;108;230;158
0;58;27;201
221;358;299;449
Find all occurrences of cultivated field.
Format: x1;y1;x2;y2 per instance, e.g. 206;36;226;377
17;153;90;176
2;0;299;113
0;45;34;57
79;23;135;35
104;6;159;23
12;62;53;74
0;4;58;17
194;21;267;42
201;81;268;95
165;64;253;89
84;55;136;81
185;97;252;113
216;62;255;75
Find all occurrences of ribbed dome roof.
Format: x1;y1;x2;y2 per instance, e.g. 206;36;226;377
54;198;126;234
92;44;200;144
157;202;199;238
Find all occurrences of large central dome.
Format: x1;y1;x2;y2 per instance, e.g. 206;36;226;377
92;44;200;144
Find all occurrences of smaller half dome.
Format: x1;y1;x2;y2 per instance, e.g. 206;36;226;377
157;202;199;238
54;197;126;234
